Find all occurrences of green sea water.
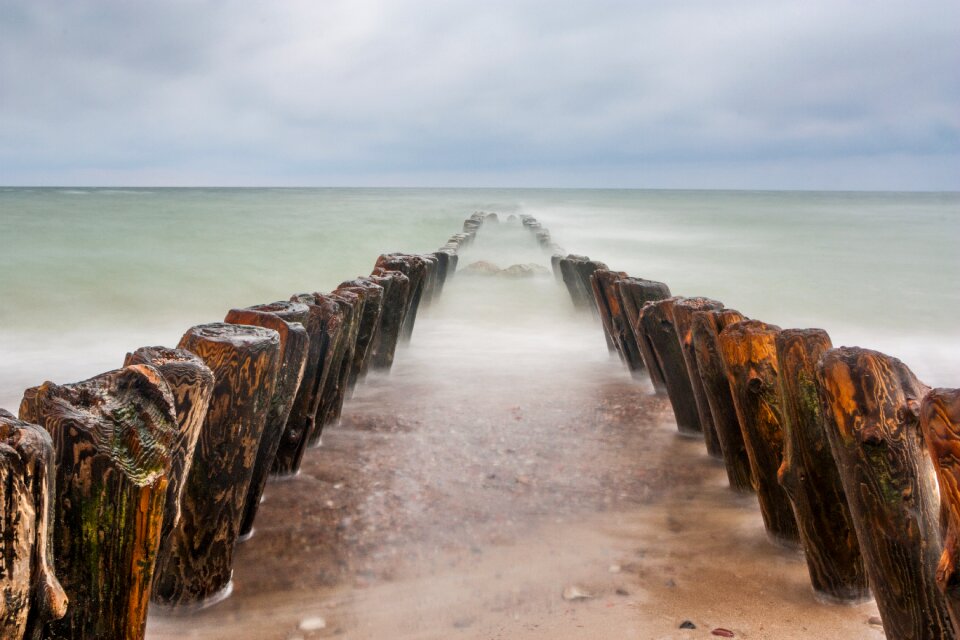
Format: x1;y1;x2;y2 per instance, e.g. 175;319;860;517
0;187;957;409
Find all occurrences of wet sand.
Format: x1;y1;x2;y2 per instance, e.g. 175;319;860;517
146;276;884;640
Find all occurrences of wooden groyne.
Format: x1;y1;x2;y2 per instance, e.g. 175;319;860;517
0;208;957;640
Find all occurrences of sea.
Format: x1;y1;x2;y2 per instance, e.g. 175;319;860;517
0;187;957;411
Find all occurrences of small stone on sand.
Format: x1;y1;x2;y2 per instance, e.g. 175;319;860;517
562;585;593;601
299;616;327;631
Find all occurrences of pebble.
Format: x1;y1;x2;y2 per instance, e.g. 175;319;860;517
608;564;621;573
679;620;696;629
711;629;735;638
868;616;883;626
562;585;593;601
299;616;327;631
615;588;630;596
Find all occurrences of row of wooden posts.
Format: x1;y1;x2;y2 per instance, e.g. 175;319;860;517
554;253;960;640
0;214;508;640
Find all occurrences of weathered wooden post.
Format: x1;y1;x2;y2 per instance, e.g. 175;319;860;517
719;320;799;547
773;330;868;603
375;253;427;343
419;254;440;307
122;347;214;573
337;278;384;387
559;255;593;310
20;365;177;638
368;269;411;370
618;276;672;389
672;297;725;458
573;258;609;319
639;298;703;436
818;348;952;638
315;290;362;429
152;324;280;608
224;304;310;537
921;388;960;636
0;410;68;640
590;270;631;358
690;309;753;492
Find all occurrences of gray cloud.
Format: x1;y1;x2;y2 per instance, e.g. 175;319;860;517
1;0;957;188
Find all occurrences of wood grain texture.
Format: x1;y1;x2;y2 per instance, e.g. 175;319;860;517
639;298;703;436
617;276;672;389
920;388;960;636
590;270;638;366
419;254;440;308
718;320;799;546
316;291;362;429
691;309;752;492
20;365;177;639
152;323;280;608
672;297;725;458
375;254;427;343
368;269;411;371
337;279;385;387
224;305;309;535
773;330;868;602
818;347;952;639
0;410;67;640
558;255;593;311
301;294;348;448
122;347;214;590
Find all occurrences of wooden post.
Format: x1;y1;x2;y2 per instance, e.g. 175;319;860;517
122;347;214;579
818;348;952;638
419;254;440;307
617;276;672;389
337;278;385;387
224;304;310;536
639;298;703;436
590;269;630;356
672;297;725;458
0;410;68;640
284;294;344;462
368;269;411;371
559;255;593;310
315;291;362;429
690;309;753;492
152;323;280;608
573;258;609;319
774;330;868;603
20;365;177;638
921;388;960;636
375;253;427;343
718;320;800;547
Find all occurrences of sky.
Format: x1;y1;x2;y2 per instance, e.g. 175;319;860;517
1;0;958;189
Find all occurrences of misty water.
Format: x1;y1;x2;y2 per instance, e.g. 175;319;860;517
0;187;957;638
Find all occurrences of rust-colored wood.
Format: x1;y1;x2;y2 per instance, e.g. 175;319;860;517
224;304;309;535
590;270;630;359
20;365;177;638
718;319;799;547
0;410;67;640
818;347;952;639
368;269;411;371
316;291;362;429
672;297;725;458
690;309;752;492
122;347;214;583
375;253;427;343
337;279;385;387
920;388;960;636
618;276;672;389
152;323;280;608
774;330;868;602
639;298;703;436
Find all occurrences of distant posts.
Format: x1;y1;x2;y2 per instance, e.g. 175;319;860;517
0;410;68;640
152;323;280;609
719;320;799;547
818;348;952;639
690;308;752;492
672;297;725;458
773;330;868;603
122;347;214;579
639;298;702;436
223;303;309;536
20;366;177;639
920;388;960;635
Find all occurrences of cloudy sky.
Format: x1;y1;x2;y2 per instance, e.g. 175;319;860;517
1;1;957;189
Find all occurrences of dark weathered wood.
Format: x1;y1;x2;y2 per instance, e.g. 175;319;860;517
375;253;427;343
718;320;799;547
920;388;960;635
0;410;68;640
818;348;951;638
774;330;868;603
418;254;440;308
337;279;385;387
590;270;628;357
316;291;362;429
368;269;411;371
690;309;753;492
224;305;310;535
640;298;703;436
618;276;672;389
20;365;177;638
672;297;725;458
573;258;608;319
152;323;280;608
122;347;214;582
559;255;592;310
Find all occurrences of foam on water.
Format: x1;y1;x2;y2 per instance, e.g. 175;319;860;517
0;187;957;410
